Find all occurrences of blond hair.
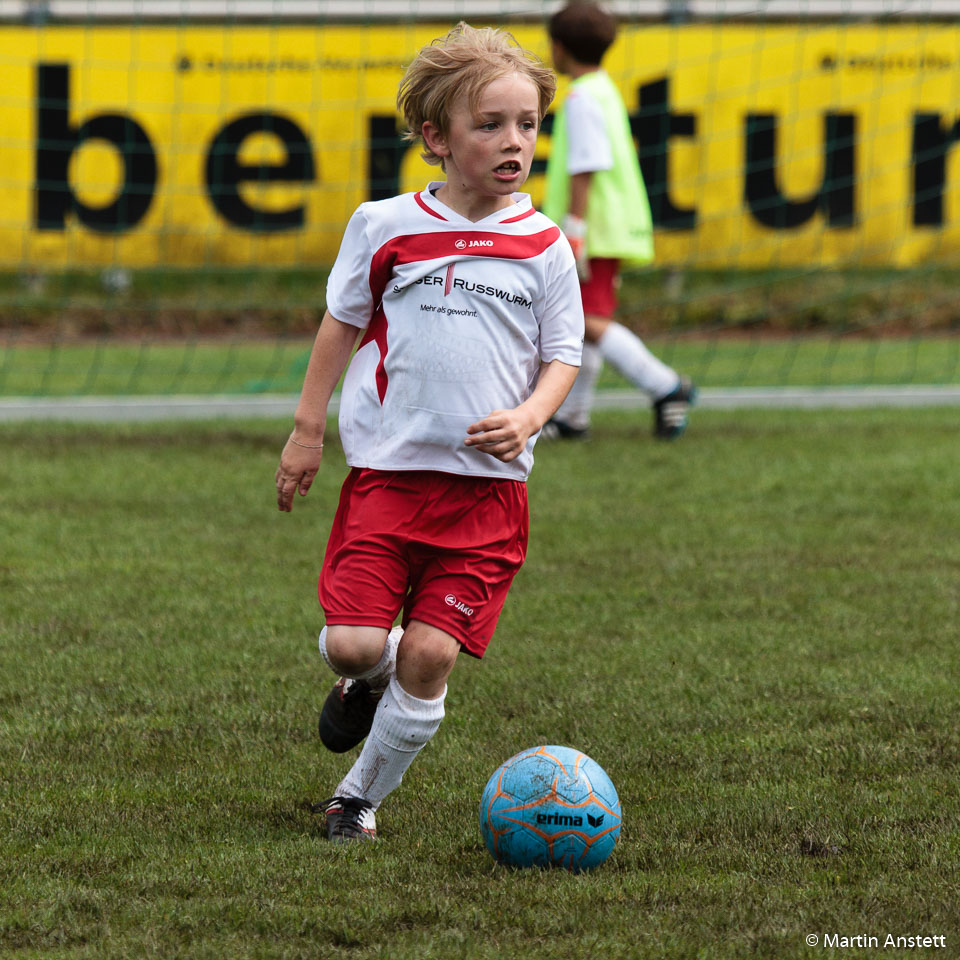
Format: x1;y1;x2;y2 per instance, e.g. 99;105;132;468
397;22;556;168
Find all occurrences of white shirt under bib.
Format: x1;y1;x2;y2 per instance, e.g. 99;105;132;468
326;183;584;481
564;86;614;175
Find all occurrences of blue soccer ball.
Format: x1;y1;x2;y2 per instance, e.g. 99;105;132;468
479;745;621;872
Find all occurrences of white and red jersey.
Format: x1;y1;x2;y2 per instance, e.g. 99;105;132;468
325;183;584;481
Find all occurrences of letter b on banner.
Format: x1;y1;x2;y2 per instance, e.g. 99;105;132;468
35;64;157;232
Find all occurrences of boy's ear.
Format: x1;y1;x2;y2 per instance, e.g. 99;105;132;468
421;121;450;158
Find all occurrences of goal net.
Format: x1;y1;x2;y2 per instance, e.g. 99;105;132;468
2;1;960;400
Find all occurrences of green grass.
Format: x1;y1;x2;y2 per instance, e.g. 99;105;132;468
4;334;960;397
1;268;331;319
2;409;959;958
0;338;314;397
5;265;960;334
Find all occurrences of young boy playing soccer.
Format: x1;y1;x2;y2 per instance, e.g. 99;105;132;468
543;0;696;440
275;23;583;843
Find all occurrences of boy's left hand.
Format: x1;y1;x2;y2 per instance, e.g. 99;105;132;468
465;408;538;463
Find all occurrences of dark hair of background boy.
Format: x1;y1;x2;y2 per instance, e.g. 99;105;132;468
548;2;618;66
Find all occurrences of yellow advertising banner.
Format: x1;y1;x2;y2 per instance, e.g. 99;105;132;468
2;23;960;269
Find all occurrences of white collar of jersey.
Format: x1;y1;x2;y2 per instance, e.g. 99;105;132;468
418;182;533;224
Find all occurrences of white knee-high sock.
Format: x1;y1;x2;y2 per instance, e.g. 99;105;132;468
335;675;446;810
318;625;401;691
597;322;680;400
554;342;603;430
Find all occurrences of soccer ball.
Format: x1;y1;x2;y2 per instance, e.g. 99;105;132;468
479;744;621;872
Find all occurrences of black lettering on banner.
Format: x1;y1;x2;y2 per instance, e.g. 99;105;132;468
744;112;856;229
34;63;157;232
634;77;697;230
911;113;960;226
206;113;315;231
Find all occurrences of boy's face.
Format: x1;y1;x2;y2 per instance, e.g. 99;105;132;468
423;72;540;217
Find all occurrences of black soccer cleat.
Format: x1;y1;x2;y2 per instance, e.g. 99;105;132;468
318;677;384;753
314;796;377;844
653;376;697;440
540;417;590;441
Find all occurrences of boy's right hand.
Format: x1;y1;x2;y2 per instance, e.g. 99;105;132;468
275;434;323;512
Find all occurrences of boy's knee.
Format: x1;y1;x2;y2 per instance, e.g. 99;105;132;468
584;314;611;342
396;622;461;697
323;625;389;675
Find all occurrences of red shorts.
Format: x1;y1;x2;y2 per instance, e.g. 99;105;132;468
580;258;621;318
318;468;529;658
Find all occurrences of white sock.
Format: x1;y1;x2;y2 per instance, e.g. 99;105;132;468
318;625;402;691
597;322;680;400
335;675;446;810
554;342;603;430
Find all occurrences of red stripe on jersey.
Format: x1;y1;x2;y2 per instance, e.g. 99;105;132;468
358;304;389;404
372;227;561;279
414;193;447;220
444;263;455;296
501;207;537;223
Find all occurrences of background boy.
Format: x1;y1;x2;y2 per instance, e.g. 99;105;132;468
544;0;696;440
274;23;583;843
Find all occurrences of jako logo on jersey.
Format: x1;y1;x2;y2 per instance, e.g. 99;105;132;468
454;238;494;249
455;239;467;249
444;594;474;616
536;813;584;827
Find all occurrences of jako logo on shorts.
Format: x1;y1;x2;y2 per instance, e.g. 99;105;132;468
444;594;474;616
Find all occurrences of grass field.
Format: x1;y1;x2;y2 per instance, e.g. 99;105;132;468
2;408;959;959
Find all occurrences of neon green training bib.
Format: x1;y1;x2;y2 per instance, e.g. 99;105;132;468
543;70;654;264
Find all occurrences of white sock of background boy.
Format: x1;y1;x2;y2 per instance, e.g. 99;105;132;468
317;624;402;691
335;675;446;810
553;341;603;430
597;321;680;400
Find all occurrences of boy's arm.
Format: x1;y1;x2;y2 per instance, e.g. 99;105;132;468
568;172;592;219
464;359;580;463
564;172;593;279
275;311;361;512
